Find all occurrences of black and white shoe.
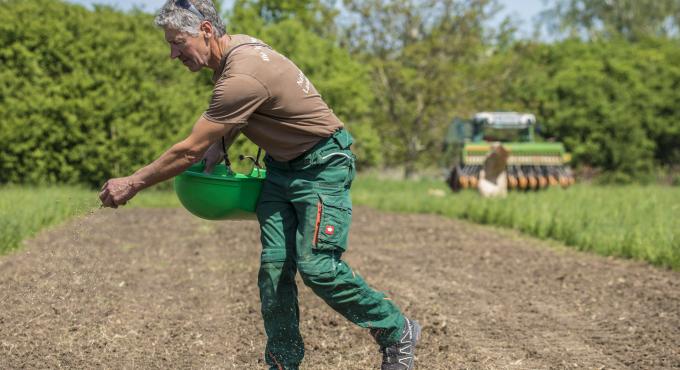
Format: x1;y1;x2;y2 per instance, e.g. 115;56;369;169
379;317;421;370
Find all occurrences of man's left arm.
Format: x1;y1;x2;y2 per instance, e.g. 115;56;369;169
99;117;235;208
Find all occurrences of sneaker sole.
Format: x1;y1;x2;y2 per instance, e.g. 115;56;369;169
409;319;422;370
411;319;422;346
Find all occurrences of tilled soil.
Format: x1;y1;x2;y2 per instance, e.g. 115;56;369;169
1;207;679;370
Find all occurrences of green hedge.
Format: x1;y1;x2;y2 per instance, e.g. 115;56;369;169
508;39;680;181
2;0;678;186
0;0;212;186
0;0;377;186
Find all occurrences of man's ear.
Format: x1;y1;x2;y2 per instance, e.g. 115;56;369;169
200;21;213;39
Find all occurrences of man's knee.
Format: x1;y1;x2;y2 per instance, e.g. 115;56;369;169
297;251;339;289
258;250;295;317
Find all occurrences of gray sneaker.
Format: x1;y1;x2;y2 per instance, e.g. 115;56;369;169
379;318;421;370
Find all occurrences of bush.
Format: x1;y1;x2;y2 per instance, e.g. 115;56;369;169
0;0;378;187
0;0;211;186
508;39;680;181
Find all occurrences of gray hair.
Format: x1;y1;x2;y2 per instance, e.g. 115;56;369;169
154;0;226;37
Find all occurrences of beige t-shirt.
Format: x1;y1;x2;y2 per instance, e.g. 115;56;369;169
202;34;344;161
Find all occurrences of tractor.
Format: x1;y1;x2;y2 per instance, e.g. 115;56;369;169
444;112;574;192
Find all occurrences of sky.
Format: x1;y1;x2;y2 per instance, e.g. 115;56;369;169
66;0;548;37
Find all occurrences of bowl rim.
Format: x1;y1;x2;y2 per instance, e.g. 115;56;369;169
178;164;265;182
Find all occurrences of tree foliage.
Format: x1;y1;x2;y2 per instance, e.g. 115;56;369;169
0;0;212;186
1;0;678;185
503;39;680;182
235;0;339;35
541;0;680;41
227;0;380;167
343;0;510;178
0;0;377;185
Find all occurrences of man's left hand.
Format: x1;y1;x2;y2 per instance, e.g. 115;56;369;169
99;176;141;208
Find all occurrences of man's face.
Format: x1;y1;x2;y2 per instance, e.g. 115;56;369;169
164;27;208;72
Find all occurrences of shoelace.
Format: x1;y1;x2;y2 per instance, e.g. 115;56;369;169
380;345;405;364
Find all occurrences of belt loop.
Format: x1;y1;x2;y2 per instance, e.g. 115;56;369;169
332;128;351;149
343;154;356;188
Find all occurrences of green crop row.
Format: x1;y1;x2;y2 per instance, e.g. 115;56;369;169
0;185;178;254
351;177;680;270
2;181;678;270
0;186;97;254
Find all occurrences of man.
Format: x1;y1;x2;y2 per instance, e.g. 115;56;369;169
98;1;420;369
478;143;509;198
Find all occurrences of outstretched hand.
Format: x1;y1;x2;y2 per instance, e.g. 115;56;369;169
99;176;140;208
202;141;225;174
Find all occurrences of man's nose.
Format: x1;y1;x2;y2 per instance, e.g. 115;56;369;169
170;46;181;59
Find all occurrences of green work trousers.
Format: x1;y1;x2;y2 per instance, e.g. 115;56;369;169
256;129;405;370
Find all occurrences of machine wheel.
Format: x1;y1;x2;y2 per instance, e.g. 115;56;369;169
447;165;462;192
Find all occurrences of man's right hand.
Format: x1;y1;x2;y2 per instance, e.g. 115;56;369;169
202;140;225;174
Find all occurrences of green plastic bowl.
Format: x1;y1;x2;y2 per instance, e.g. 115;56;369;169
174;163;266;220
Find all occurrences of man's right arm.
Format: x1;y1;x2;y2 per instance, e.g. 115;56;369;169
99;115;238;208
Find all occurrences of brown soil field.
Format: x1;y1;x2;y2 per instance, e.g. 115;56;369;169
1;207;679;369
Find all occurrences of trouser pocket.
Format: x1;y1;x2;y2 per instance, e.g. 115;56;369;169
313;193;352;252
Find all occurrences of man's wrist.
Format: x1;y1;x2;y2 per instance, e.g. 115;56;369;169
128;174;147;192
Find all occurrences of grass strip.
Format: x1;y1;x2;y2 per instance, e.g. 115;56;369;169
2;179;678;271
0;185;179;254
351;177;680;270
